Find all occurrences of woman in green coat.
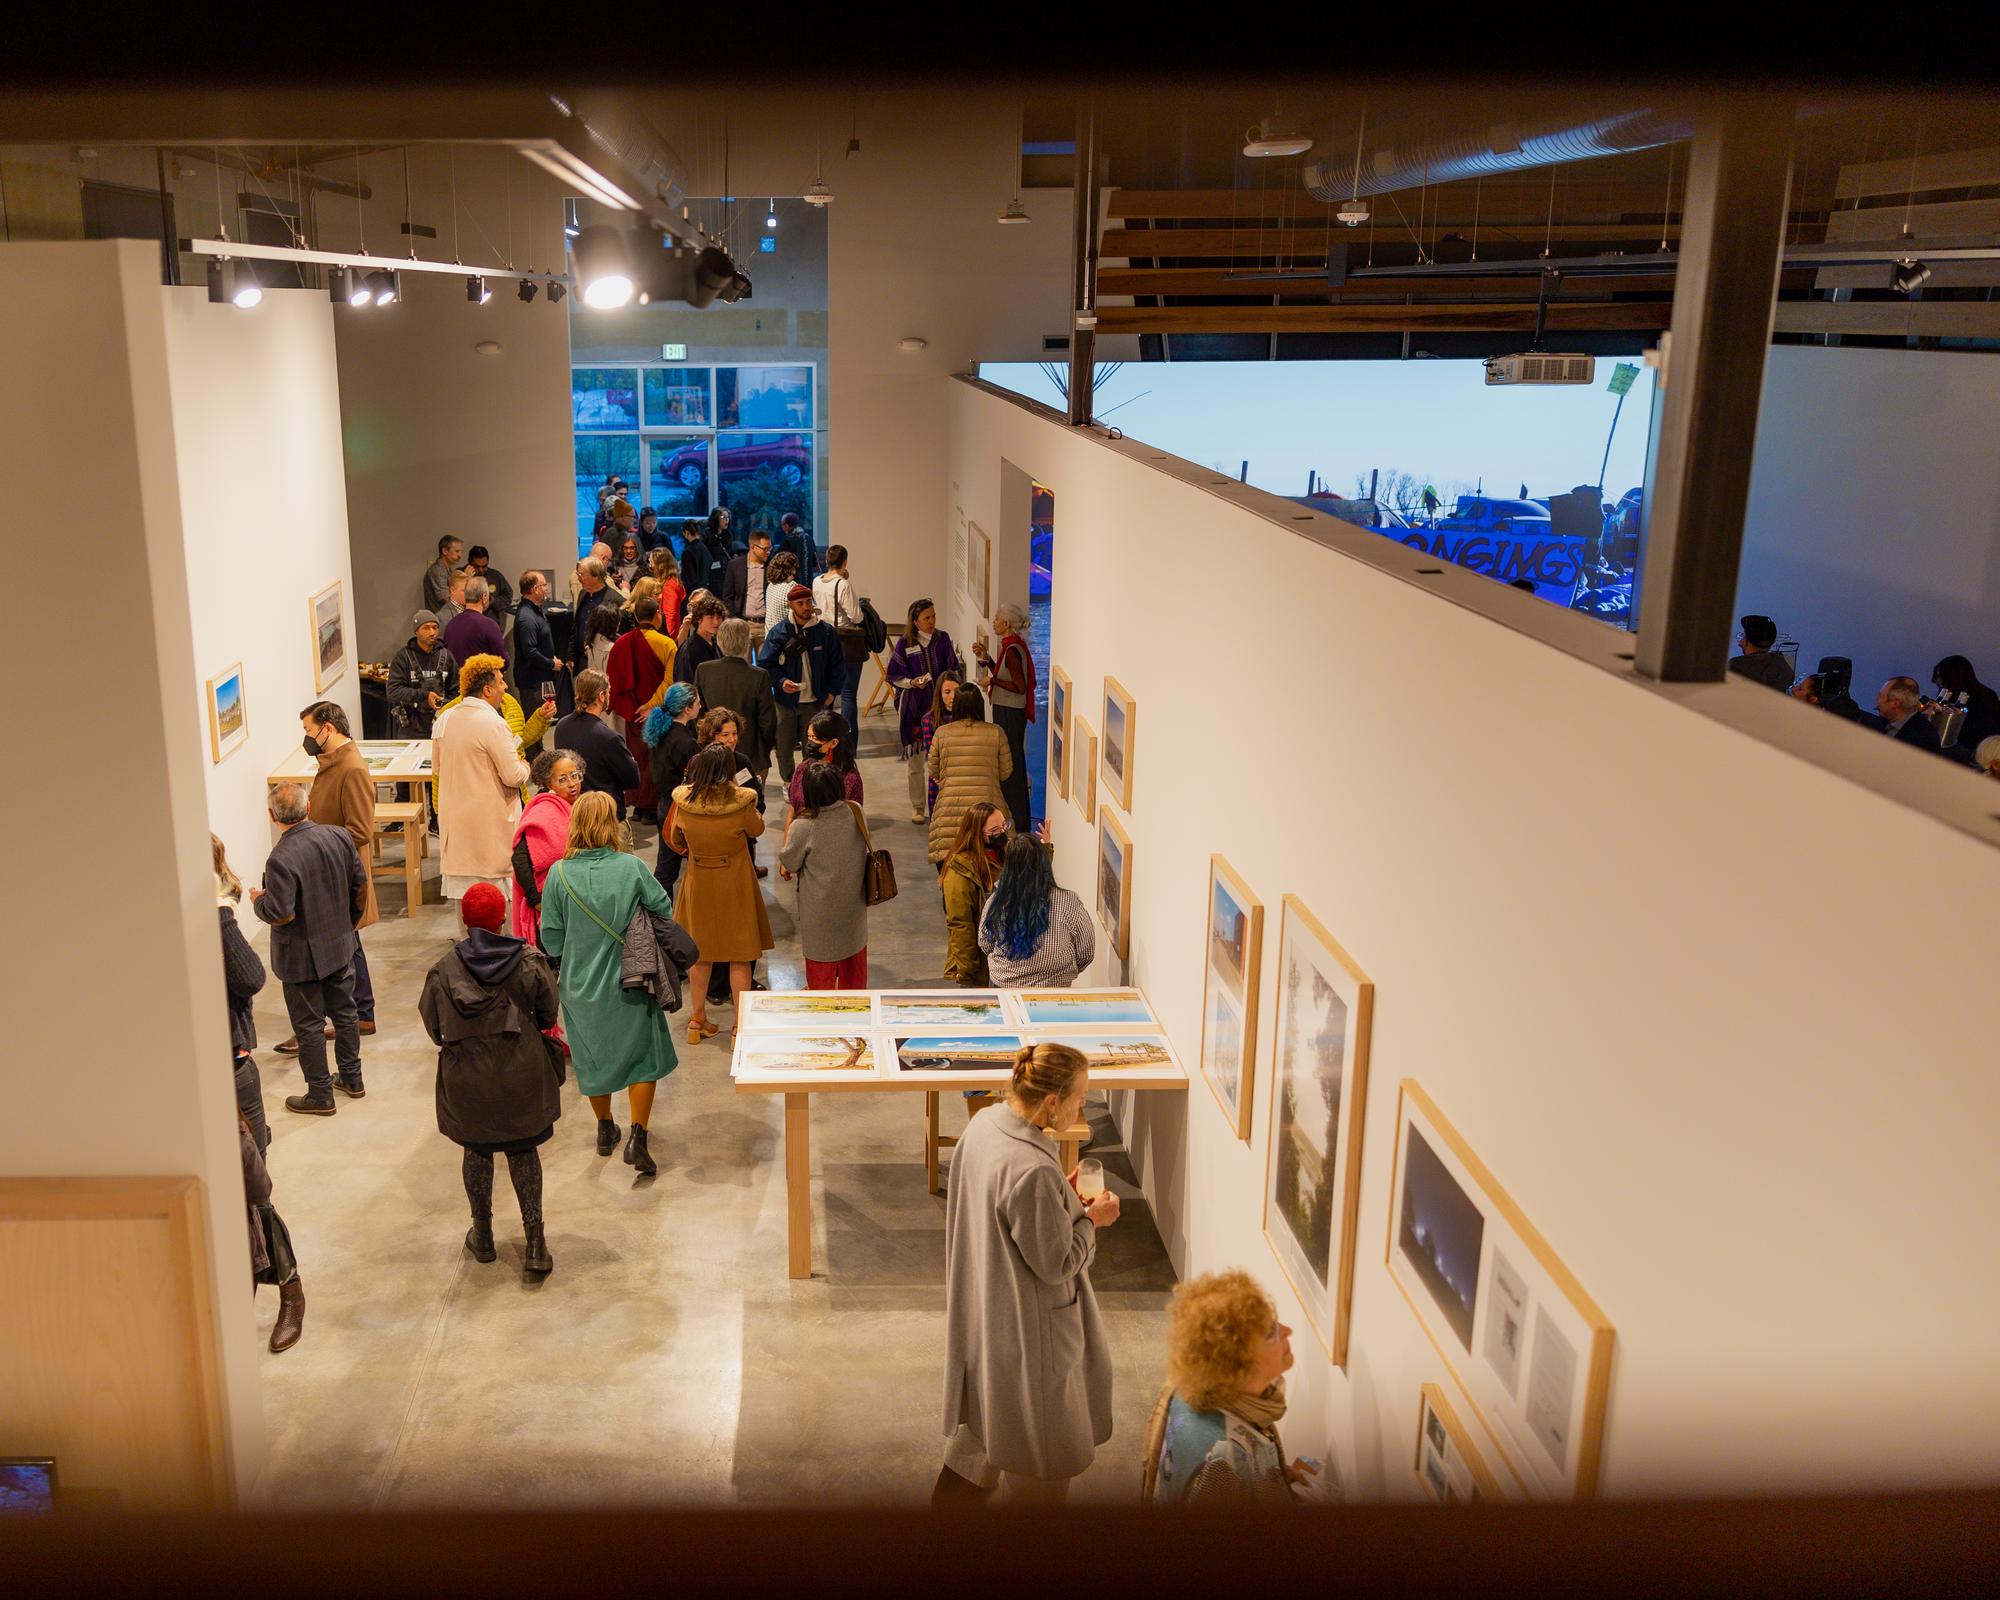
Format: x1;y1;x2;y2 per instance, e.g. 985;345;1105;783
538;791;677;1176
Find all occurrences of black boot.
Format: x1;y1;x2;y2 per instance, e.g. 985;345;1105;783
284;1091;336;1116
522;1223;553;1275
269;1275;306;1353
624;1124;658;1177
595;1117;621;1156
465;1221;496;1262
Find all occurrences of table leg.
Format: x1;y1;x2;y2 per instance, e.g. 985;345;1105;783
784;1091;812;1280
403;817;422;918
925;1091;941;1196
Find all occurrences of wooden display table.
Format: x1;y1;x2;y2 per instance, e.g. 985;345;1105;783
730;987;1188;1280
266;741;434;917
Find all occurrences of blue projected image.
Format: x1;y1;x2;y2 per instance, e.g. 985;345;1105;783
1397;1123;1486;1353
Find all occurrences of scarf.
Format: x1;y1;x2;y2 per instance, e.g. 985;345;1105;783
1139;1378;1288;1504
510;790;572;943
995;631;1038;722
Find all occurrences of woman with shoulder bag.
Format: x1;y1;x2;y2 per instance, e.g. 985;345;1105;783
670;743;774;1042
777;761;871;988
538;792;679;1178
419;883;564;1274
813;544;865;734
889;598;965;824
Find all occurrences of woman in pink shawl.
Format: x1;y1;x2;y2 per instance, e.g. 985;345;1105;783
511;750;584;949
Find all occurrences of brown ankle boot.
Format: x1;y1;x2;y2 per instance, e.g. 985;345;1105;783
270;1275;305;1353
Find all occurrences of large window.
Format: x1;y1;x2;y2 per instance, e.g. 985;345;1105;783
572;363;819;554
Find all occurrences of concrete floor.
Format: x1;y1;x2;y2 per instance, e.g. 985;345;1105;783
249;720;1176;1508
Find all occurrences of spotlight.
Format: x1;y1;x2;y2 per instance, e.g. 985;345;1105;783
207;257;261;308
692;246;738;308
367;270;399;306
572;224;635;309
547;280;567;305
518;277;539;303
1892;259;1932;295
327;265;361;306
997;198;1031;225
803;179;833;207
765;199;778;230
467;275;492;304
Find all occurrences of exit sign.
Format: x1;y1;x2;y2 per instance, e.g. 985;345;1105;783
661;343;687;360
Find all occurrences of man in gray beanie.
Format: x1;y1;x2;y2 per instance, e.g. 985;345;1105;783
389;609;459;738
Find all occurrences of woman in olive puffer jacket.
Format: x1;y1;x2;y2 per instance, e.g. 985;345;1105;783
926;683;1012;866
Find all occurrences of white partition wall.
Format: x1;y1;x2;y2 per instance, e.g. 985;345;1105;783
164;285;362;893
0;240;266;1502
948;375;2000;1500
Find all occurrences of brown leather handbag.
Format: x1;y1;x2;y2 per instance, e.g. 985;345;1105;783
847;801;898;906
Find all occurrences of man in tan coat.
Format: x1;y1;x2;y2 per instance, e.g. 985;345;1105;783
435;660;530;901
276;701;380;1055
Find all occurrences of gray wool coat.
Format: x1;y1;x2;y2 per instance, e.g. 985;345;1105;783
941;1102;1113;1479
776;805;869;963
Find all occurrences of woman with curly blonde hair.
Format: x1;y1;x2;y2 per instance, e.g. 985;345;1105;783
1140;1269;1319;1506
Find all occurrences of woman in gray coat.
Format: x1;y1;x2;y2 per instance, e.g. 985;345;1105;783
776;761;871;988
937;1043;1121;1505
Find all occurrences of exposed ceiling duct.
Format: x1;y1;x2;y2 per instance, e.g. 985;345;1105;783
1302;108;1695;203
545;93;700;246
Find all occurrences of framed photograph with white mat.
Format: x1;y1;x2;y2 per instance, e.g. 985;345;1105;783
205;662;248;764
1072;718;1097;824
1199;855;1263;1142
1385;1078;1615;1500
309;580;347;693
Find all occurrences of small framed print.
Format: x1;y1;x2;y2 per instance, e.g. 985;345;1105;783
1050;667;1072;800
309;580;347;693
1200;855;1263;1142
1095;806;1133;960
205;662;248;764
1072;718;1097;824
1415;1383;1506;1503
1100;676;1135;812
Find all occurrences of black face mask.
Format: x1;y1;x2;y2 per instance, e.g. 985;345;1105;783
984;838;1006;861
302;732;324;756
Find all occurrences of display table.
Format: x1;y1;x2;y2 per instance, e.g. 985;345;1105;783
266;741;435;917
730;987;1188;1279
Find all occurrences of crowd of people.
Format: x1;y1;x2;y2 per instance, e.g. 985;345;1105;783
1729;613;2000;775
212;505;1325;1510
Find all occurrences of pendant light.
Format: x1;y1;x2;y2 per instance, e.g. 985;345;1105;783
998;100;1030;224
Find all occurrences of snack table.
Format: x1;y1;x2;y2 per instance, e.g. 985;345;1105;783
730;987;1188;1279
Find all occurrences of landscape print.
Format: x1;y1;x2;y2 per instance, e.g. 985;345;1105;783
735;1036;877;1074
742;991;875;1028
310;581;346;691
1201;986;1244;1110
207;662;247;763
1201;858;1262;1138
1028;1033;1175;1073
895;1035;1023;1073
1396;1122;1486;1353
1102;681;1130;796
1014;990;1154;1026
877;992;1007;1029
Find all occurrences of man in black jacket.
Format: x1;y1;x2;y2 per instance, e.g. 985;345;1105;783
759;585;846;783
678;520;712;595
253;783;369;1116
513;572;563;711
1878;676;1944;753
551;668;641;818
1727;615;1795;692
722;530;772;624
387;612;459;738
694;619;779;784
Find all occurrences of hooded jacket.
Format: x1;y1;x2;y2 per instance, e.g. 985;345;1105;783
418;929;562;1150
388;636;461;737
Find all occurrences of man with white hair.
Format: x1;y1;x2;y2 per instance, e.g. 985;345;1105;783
442;573;509;669
1877;676;1942;753
253;781;369;1116
569;554;617;673
975;601;1037;832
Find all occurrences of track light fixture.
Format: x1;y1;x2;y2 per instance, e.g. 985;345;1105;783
327;266;360;306
518;277;539;303
207;257;261;308
573;224;636;309
368;270;400;307
467;275;492;304
547;280;567;305
1892;259;1932;295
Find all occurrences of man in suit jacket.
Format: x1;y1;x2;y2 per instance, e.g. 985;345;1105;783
253;782;369;1116
721;530;773;625
1878;676;1945;753
759;585;846;783
695;618;779;784
552;669;642;820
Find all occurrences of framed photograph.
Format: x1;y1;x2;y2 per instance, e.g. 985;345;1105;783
205;662;248;764
1049;667;1072;800
966;520;992;615
1096;806;1133;961
1386;1079;1615;1500
1072;718;1097;824
1414;1383;1506;1504
1100;677;1136;812
0;1457;58;1514
1261;895;1372;1367
1200;856;1264;1142
309;580;347;693
1050;667;1072;740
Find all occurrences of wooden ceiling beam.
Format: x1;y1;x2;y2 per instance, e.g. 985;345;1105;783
1824;196;2000;242
1105;185;1673;223
1834;147;2000;200
1103;224;1694;258
1092;301;1674;334
1099;266;1819;298
1773;300;2000;338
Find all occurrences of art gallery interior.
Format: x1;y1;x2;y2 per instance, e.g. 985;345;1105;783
4;37;2000;1575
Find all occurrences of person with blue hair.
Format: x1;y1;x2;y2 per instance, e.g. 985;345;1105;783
643;681;702;897
978;834;1095;989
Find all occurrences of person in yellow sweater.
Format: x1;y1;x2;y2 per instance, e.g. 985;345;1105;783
430;654;553;816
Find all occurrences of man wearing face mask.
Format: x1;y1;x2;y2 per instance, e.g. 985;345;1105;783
276;702;381;1055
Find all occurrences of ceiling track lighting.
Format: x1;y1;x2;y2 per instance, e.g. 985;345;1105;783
572;224;636;310
1892;259;1932;295
547;280;567;304
518;277;539;303
327;265;359;306
999;100;1030;225
368;269;400;307
206;257;261;308
467;275;492;304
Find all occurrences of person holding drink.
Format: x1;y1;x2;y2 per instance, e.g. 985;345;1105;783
888;599;965;823
937;1042;1119;1506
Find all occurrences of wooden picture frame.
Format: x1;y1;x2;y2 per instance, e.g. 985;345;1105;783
1100;676;1136;812
1199;855;1263;1142
1261;895;1372;1367
308;580;347;693
1386;1079;1615;1501
1415;1381;1507;1503
1049;667;1072;801
1095;805;1133;960
966;520;992;616
1072;718;1097;824
205;661;248;765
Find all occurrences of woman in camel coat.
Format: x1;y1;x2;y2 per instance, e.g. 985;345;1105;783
926;682;1013;866
671;743;773;1040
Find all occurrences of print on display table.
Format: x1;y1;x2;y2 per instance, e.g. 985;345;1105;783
876;992;1007;1030
1010;988;1155;1027
732;1034;879;1081
206;661;248;764
895;1035;1023;1074
738;990;875;1029
1260;895;1372;1367
1071;717;1097;824
1383;1079;1616;1500
1200;856;1264;1141
1096;807;1134;961
1100;677;1136;812
1026;1033;1176;1073
309;580;347;694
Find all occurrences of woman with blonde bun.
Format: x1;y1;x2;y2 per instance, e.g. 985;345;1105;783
936;1042;1118;1506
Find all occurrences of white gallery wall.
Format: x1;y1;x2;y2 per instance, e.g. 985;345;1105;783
0;240;266;1499
164;286;361;894
948;375;2000;1500
1738;346;2000;696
